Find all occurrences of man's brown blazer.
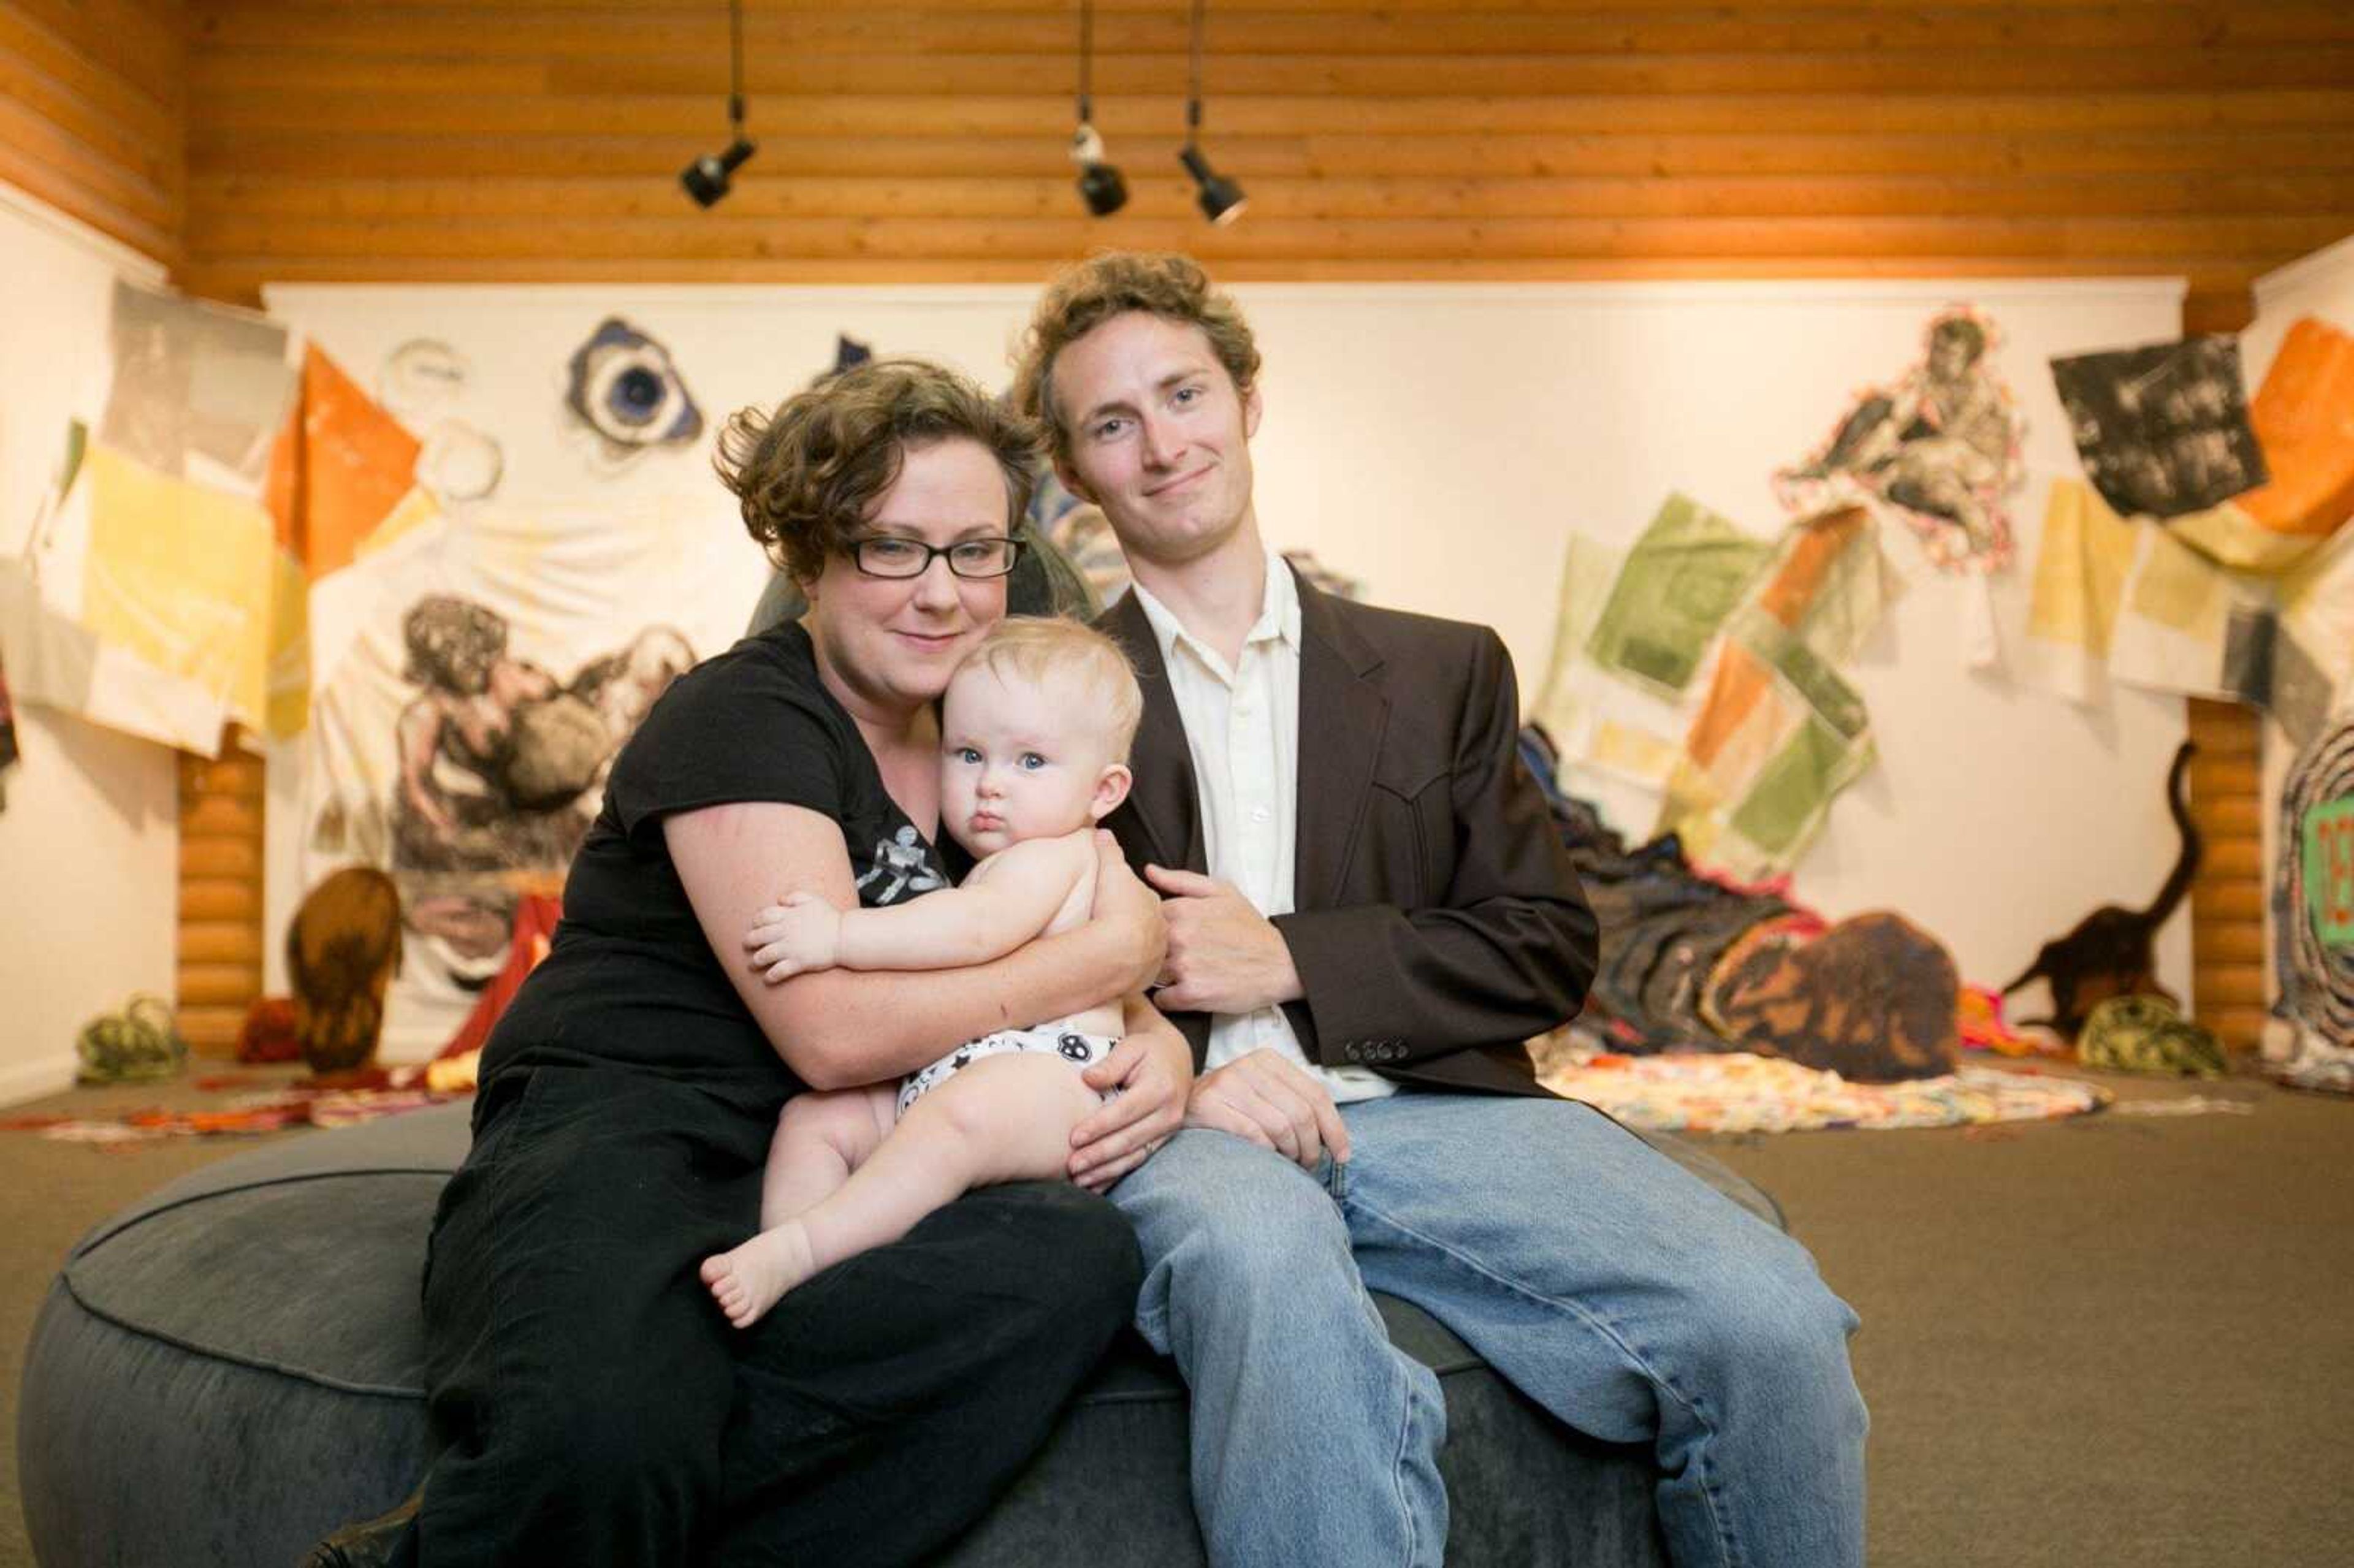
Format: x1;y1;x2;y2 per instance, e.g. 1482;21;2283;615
1100;569;1599;1098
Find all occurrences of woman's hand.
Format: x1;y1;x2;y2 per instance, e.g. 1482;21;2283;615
1067;994;1193;1192
1090;831;1168;997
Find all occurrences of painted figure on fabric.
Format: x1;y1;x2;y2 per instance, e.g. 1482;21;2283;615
1778;306;2025;571
391;594;694;875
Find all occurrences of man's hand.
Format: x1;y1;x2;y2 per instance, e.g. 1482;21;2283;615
1183;1047;1349;1173
744;891;844;983
1068;997;1194;1192
1145;865;1305;1016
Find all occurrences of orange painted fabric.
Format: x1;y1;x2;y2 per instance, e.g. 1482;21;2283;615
299;344;421;578
1756;506;1869;630
2239;316;2354;541
1685;640;1774;770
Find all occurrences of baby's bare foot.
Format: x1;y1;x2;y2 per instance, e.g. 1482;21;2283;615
699;1222;816;1329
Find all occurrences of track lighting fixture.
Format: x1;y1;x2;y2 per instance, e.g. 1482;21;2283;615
1073;124;1129;218
1179;0;1246;225
1070;0;1127;216
681;0;755;208
1179;144;1246;226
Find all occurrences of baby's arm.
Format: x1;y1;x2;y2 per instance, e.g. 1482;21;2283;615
748;832;1093;981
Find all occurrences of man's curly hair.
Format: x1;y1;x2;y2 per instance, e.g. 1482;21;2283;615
715;358;1042;582
1011;252;1262;466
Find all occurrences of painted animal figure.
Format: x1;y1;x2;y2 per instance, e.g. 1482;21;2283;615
286;866;404;1074
2003;741;2201;1041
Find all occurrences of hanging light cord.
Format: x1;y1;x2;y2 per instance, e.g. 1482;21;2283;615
1078;0;1097;124
728;0;747;134
1186;0;1205;141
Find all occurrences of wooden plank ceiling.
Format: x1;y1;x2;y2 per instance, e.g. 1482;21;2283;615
178;0;2354;316
0;0;186;265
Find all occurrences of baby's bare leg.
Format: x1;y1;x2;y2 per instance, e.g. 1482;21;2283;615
710;1054;1100;1330
758;1085;899;1228
703;1084;897;1330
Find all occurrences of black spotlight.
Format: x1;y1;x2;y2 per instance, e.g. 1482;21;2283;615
1179;0;1245;225
1072;124;1128;218
681;137;755;208
1179;144;1246;226
1069;2;1124;218
683;0;753;208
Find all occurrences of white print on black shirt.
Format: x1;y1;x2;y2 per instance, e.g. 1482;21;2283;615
856;826;945;905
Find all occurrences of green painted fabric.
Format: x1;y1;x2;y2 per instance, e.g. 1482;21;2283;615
1585;494;1772;698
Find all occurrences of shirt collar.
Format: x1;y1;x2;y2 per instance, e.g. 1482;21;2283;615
1129;547;1302;676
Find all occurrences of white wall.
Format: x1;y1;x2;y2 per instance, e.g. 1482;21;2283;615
268;278;2192;1043
0;182;178;1105
2247;233;2354;1038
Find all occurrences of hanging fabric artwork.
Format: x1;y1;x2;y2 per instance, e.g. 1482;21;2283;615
2021;479;2141;703
1651;505;1890;877
2155;316;2354;574
2044;325;2354;582
2267;710;2354;1094
1537;500;1892;877
1583;493;1774;699
297;482;752;1045
1773;306;2026;574
0;283;299;753
2048;336;2268;522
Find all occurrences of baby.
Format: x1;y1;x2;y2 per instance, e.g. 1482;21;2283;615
701;615;1145;1329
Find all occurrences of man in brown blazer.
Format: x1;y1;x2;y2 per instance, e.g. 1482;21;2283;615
1017;253;1865;1568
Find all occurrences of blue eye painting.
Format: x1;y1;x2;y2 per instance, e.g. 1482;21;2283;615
564;317;703;458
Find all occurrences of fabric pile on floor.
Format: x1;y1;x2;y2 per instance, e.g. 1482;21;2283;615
0;1066;471;1147
1528;1035;2109;1134
1518;726;2109;1130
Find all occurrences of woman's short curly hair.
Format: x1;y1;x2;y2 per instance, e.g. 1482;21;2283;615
715;357;1042;582
1011;252;1261;465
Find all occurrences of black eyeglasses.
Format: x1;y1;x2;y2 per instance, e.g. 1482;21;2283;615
847;535;1026;579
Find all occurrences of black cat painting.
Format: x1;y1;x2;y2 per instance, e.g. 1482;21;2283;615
2004;741;2201;1041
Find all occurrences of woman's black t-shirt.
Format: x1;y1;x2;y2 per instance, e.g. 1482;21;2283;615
479;620;952;1111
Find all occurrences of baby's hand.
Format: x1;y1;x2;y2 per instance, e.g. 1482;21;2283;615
745;892;844;983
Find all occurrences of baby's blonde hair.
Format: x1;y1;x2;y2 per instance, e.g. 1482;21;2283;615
956;616;1143;761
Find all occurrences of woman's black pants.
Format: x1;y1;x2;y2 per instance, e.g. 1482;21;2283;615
402;1064;1143;1567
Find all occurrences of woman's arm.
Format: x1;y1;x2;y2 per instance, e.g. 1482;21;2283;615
666;802;1164;1090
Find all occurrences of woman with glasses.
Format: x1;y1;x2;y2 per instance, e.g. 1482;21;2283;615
316;360;1189;1568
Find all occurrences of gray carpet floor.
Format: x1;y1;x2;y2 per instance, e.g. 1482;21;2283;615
4;1059;2350;1567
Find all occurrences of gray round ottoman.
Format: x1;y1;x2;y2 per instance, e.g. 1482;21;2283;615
20;1102;1778;1566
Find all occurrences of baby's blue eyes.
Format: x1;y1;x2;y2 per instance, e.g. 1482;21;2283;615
948;748;1050;769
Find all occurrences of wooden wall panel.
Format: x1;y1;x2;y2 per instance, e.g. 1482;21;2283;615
2188;698;2266;1052
0;0;186;265
178;0;2354;322
177;739;263;1056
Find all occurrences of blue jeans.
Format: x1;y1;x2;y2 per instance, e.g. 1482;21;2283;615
1110;1093;1866;1568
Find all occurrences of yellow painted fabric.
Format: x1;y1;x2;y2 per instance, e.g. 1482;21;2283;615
2166;500;2327;574
81;443;273;726
2027;481;2137;653
2127;523;2230;639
